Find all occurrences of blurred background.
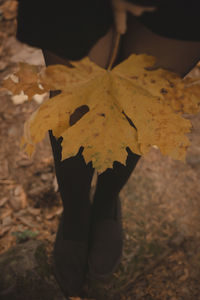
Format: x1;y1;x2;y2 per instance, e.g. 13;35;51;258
0;1;200;299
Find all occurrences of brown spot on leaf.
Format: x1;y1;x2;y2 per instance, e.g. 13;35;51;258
93;133;99;137
50;90;61;97
168;81;175;88
70;105;89;126
160;88;168;94
122;111;137;130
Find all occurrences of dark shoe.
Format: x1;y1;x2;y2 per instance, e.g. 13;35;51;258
88;196;123;279
53;213;88;297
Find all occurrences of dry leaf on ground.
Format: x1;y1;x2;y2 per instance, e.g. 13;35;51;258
0;0;18;20
3;63;44;99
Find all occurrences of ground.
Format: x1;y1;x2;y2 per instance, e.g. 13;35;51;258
0;1;200;299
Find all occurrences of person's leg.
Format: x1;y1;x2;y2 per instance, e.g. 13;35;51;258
122;15;200;77
42;27;120;240
88;148;140;278
89;14;200;277
92;149;140;220
93;14;200;221
41;28;116;295
49;134;94;241
42;50;95;297
43;50;94;242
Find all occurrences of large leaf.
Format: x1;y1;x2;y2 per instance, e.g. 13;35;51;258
4;55;200;173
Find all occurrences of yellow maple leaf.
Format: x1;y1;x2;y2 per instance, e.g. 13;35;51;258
5;54;200;173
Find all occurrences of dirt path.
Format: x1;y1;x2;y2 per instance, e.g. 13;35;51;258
0;2;200;299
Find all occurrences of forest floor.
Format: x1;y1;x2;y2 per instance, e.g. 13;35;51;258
0;1;200;299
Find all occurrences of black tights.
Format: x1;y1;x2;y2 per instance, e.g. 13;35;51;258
49;131;140;241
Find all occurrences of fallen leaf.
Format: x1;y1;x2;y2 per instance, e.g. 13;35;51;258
0;179;14;185
16;215;37;228
0;159;9;179
0;208;12;219
0;197;8;207
3;63;44;99
17;158;33;167
27;207;41;216
2;216;13;227
45;207;63;220
9;185;27;211
0;0;18;20
40;173;53;182
32;92;48;104
0;60;8;71
0;226;12;238
11;90;28;105
179;268;189;281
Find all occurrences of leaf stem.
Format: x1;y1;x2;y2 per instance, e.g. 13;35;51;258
107;32;121;71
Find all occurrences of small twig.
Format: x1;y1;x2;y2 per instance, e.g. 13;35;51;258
107;32;121;71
